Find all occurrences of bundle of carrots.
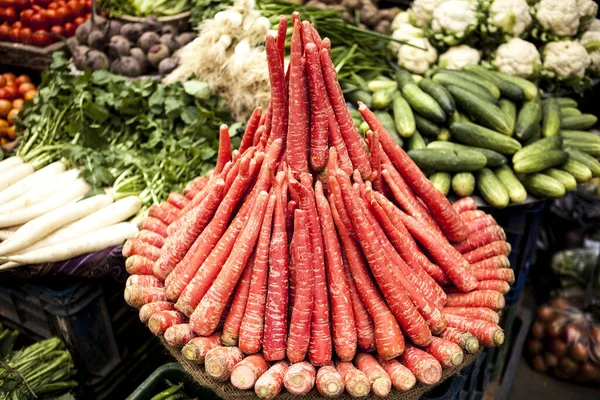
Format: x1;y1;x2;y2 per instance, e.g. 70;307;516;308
123;13;513;398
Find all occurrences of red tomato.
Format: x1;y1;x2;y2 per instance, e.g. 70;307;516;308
46;2;57;9
20;9;35;26
29;12;48;31
4;7;16;24
82;0;90;13
31;4;42;11
0;89;6;100
0;8;5;24
56;0;66;6
11;0;31;11
63;21;74;36
0;23;9;41
31;29;53;46
0;76;5;87
56;6;70;23
34;0;53;7
2;73;15;83
45;9;59;25
11;20;21;29
73;15;84;26
2;85;17;100
24;88;37;100
50;24;62;37
19;26;31;44
66;0;82;17
8;26;19;42
18;82;35;96
14;75;30;85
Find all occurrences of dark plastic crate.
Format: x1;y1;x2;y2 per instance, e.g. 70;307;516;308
421;374;467;400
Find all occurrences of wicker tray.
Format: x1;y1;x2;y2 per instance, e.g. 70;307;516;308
162;339;481;400
111;11;192;32
0;41;67;70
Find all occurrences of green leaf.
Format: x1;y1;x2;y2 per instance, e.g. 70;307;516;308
183;80;211;100
82;101;109;122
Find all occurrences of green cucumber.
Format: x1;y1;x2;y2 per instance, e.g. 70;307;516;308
450;121;522;155
368;79;397;92
395;69;416;87
374;111;403;146
560;107;581;117
565;149;600;177
515;100;542;141
342;83;373;108
521;173;565;198
462;65;524;101
477;168;509;208
437;69;501;99
396;70;446;123
512;136;563;164
437;128;451;141
555;97;578;108
560;160;592;182
499;99;517;136
541;98;561;137
392;93;416;138
418;78;456;116
495;165;527;203
491;71;539;101
408;148;487;172
563;140;600;157
433;72;499;104
414;114;441;137
513;150;569;174
429;172;452;195
452;172;476;197
450;110;470;125
372;88;397;109
560;130;600;144
560;114;598;130
523;123;541;146
427;141;507;167
543;168;577;191
406;130;427;150
359;121;370;134
446;85;512;135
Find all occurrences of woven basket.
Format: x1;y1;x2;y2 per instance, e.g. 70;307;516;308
162;340;480;400
0;41;66;70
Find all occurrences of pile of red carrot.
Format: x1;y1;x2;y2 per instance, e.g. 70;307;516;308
122;14;513;398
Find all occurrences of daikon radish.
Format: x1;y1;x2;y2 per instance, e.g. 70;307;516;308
0;194;114;256
0;179;91;228
3;223;138;266
0;163;34;191
0;230;14;241
0;162;66;204
0;156;23;170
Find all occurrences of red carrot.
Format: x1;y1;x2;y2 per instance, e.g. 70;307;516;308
168;192;190;210
137;230;165;249
164;323;196;347
286;210;314;363
286;199;296;239
253;125;268;148
315;181;357;361
183;176;208;200
148;204;178;225
153;179;225;280
329;197;405;359
477;279;511;294
472;268;515;284
321;49;371;179
215;125;232;174
355;353;392;398
230;354;269;390
178;177;215;217
265;35;288;146
240;108;262;154
148;310;184;335
328;116;353;176
124;285;167;308
464;241;511;263
263;176;290;361
460;209;486;222
125;255;154;275
439;327;480;354
446;290;505;310
221;257;254;346
316;365;344;398
471;255;510;270
467;215;496;234
122;239;160;261
360;103;467;242
308;22;323;48
444;314;505;347
400;345;442;385
327;176;353;233
276;16;287;72
336;361;371;397
444;307;500;324
453;197;478;213
367;130;383;191
305;43;329;172
255;361;288;399
223;160;240;193
205;346;245;381
126;274;162;288
376;356;416;392
190;192;273;336
426;336;464;367
139;301;174;324
283;362;316;395
454;225;507;253
181;334;222;365
139;217;167;237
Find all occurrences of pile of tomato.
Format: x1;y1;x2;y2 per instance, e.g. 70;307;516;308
0;0;91;47
0;72;36;144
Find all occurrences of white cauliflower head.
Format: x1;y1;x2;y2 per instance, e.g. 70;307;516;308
577;0;598;19
390;24;425;53
580;31;600;73
391;11;412;31
543;40;591;79
431;0;478;34
488;0;532;37
438;45;481;69
586;18;600;32
397;37;438;74
535;0;580;37
411;0;448;27
494;38;541;78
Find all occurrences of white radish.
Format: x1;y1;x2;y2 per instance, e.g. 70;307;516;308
0;156;23;170
0;194;114;256
0;163;35;192
3;223;139;265
0;230;14;241
0;169;80;214
19;196;141;253
0;179;91;228
0;162;66;204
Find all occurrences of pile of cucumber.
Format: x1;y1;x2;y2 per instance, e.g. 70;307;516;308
349;66;600;208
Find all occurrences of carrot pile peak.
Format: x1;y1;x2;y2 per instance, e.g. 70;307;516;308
123;14;513;396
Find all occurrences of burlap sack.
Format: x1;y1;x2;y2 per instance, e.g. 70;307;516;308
162;340;480;400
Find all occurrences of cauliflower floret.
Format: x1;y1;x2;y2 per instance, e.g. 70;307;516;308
580;31;600;73
438;45;481;69
577;0;598;19
391;11;412;31
431;0;478;33
494;38;541;78
488;0;532;37
411;0;447;27
390;23;425;53
535;0;580;37
397;37;438;74
543;40;591;79
586;18;600;32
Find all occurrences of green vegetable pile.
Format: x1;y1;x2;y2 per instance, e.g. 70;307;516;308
17;54;236;208
97;0;191;17
149;380;201;400
0;324;77;400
